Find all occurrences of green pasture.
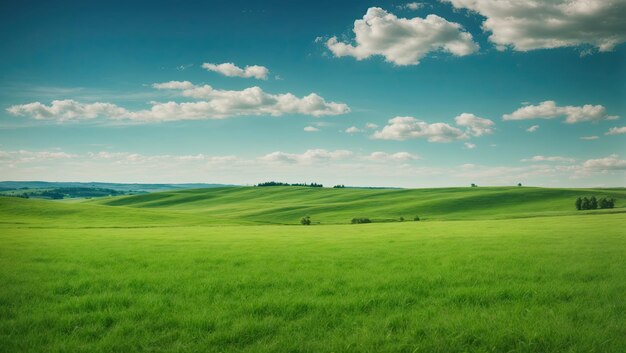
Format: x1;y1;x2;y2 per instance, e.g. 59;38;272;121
0;186;624;352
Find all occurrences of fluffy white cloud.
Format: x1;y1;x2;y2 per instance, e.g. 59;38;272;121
304;126;320;132
580;136;599;140
582;154;626;171
326;7;478;66
6;100;129;122
502;101;618;123
372;117;467;142
605;126;626;135
443;0;626;52
345;126;361;133
454;113;495;136
464;142;476;149
365;151;420;162
201;62;269;80
527;125;540;132
402;2;424;10
521;155;576;163
372;114;495;142
7;82;350;122
260;149;353;164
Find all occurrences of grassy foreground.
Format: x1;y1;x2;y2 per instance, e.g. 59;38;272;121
1;209;625;352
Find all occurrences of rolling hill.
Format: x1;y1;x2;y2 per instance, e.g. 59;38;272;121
2;186;623;227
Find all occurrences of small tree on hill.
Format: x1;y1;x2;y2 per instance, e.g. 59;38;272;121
581;197;590;210
517;183;522;187
471;183;478;187
300;216;311;225
589;196;598;210
413;215;420;221
575;197;582;210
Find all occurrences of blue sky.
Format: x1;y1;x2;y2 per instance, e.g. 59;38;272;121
0;0;624;187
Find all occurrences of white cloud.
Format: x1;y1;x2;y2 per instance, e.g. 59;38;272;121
580;136;599;140
521;155;576;163
7;82;350;122
365;123;378;129
201;62;269;80
464;142;476;149
527;125;540;132
6;100;129;122
402;2;424;10
606;126;626;135
0;150;75;163
582;154;626;171
454;113;495;136
345;126;362;133
442;0;626;52
325;7;478;66
304;126;320;132
372;114;495;142
365;151;420;162
260;149;353;164
373;117;467;142
502;101;618;123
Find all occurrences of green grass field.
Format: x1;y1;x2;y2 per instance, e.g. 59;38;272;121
1;187;625;352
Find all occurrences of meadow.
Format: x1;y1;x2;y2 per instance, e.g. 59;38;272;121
0;186;625;352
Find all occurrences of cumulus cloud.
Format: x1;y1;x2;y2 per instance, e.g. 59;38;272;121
260;149;353;164
372;117;467;142
454;113;495;136
325;7;478;66
345;126;362;133
372;114;495;142
201;62;269;80
442;0;626;52
7;82;350;122
304;126;320;132
401;2;424;10
365;151;420;162
605;126;626;135
582;154;626;171
502;101;618;123
6;100;129;122
521;155;576;163
527;125;540;132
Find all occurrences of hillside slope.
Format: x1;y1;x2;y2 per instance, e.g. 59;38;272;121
90;186;626;224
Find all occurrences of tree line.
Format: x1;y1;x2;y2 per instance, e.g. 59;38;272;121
257;181;323;187
575;196;615;210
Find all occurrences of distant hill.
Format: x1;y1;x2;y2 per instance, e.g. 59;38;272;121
2;186;624;227
0;181;236;193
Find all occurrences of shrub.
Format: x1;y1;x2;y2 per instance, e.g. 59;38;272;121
413;216;420;221
399;216;404;222
300;216;311;225
351;218;371;224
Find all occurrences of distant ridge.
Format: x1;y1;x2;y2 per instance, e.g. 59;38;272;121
0;181;236;192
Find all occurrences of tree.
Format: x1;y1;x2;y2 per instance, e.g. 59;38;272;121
471;183;478;187
575;197;582;210
413;215;420;221
607;198;615;208
581;197;590;210
517;183;522;187
399;216;404;222
589;196;598;210
300;216;311;225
